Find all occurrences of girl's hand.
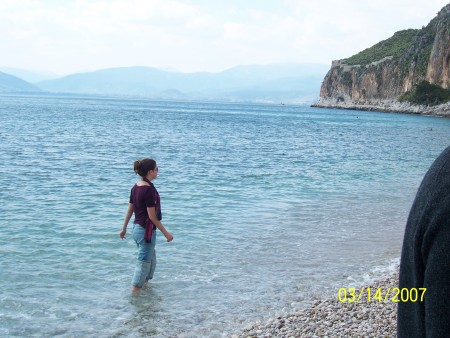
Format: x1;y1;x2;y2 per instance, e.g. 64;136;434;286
119;229;127;239
165;232;174;242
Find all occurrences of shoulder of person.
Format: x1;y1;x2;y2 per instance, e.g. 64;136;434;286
136;182;151;187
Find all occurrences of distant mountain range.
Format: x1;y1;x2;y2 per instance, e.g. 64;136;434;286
0;67;59;83
0;71;41;93
0;63;329;103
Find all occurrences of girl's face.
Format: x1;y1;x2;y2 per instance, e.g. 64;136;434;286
151;166;158;179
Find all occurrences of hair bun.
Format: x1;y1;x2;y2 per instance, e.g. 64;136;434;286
133;158;156;177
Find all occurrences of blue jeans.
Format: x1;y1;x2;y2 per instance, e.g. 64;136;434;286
131;224;157;288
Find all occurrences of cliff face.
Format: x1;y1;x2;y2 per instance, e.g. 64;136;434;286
315;4;450;113
427;8;450;87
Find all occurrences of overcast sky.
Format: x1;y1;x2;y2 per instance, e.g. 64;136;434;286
1;0;449;75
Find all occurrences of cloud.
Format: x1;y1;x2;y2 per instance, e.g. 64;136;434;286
0;0;449;74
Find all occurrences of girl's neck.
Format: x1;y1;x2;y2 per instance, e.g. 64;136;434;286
142;177;152;185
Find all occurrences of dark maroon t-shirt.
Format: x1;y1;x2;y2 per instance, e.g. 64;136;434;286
129;183;160;227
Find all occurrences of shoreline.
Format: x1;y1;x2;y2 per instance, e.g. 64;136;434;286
312;100;450;118
235;265;399;337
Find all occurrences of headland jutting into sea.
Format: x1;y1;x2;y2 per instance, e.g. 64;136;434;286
314;4;450;119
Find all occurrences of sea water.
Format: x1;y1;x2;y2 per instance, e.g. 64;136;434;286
1;94;449;337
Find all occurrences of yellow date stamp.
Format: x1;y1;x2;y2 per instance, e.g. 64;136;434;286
337;287;427;303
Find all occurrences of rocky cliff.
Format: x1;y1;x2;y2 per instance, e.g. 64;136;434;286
313;4;450;116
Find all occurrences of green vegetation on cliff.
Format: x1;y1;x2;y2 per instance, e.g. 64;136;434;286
399;80;450;106
319;3;450;109
344;29;418;66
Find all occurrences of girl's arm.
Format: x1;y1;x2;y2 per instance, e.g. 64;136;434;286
119;203;134;239
147;207;173;242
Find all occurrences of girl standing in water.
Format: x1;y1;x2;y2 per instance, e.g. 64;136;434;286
120;158;173;294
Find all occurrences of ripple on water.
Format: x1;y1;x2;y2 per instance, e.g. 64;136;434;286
1;95;450;336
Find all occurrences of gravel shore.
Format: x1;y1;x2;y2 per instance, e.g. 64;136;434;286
235;267;399;338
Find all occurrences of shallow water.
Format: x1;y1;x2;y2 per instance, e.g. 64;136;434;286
1;94;449;337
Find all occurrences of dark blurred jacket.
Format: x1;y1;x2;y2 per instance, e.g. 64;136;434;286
398;146;450;337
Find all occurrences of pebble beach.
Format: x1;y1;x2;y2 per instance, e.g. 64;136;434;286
236;266;399;338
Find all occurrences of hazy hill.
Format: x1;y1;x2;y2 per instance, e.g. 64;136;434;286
0;71;41;93
36;63;329;103
0;67;58;83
